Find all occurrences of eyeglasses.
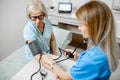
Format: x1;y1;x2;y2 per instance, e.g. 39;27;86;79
29;15;44;21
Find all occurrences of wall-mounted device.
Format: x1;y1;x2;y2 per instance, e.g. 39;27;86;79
58;2;72;13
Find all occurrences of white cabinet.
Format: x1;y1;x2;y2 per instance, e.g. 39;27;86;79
48;15;59;25
113;12;120;43
48;9;78;26
58;17;78;26
116;21;120;39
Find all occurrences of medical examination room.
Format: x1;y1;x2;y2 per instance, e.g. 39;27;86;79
0;0;120;80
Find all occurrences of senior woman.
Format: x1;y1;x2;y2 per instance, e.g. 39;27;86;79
23;0;57;61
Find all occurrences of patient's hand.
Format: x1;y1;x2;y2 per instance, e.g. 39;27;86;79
65;49;80;60
41;54;54;65
40;54;56;71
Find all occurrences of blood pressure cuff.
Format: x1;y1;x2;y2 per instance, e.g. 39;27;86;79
28;40;43;56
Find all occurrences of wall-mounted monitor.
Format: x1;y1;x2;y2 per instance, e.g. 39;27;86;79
58;2;72;13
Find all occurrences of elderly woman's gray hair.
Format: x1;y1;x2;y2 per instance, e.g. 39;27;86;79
26;0;48;18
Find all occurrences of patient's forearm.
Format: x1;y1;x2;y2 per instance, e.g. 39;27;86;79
41;59;72;80
36;54;72;80
51;40;57;55
51;64;72;80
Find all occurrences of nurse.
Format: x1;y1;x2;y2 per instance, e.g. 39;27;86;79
23;0;57;61
41;1;120;80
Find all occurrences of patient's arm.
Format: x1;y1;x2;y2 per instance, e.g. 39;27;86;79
40;54;73;80
50;33;57;55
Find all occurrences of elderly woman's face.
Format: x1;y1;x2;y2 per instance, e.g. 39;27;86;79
29;11;44;25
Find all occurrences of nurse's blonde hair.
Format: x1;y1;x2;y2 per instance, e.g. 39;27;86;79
26;0;48;18
76;1;120;72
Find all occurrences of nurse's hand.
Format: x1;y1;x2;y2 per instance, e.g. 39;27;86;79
64;49;80;60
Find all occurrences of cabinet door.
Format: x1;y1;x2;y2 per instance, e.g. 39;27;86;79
116;20;120;39
48;15;59;25
59;17;78;26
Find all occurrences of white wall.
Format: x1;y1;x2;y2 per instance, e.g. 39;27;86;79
0;0;28;61
41;0;53;9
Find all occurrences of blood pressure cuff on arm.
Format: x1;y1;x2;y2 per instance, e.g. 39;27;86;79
27;40;43;56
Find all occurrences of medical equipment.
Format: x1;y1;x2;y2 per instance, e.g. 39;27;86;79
27;39;86;80
27;40;46;80
55;39;86;63
40;69;47;80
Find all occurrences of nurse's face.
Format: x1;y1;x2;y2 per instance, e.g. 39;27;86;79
29;12;44;26
78;21;89;38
